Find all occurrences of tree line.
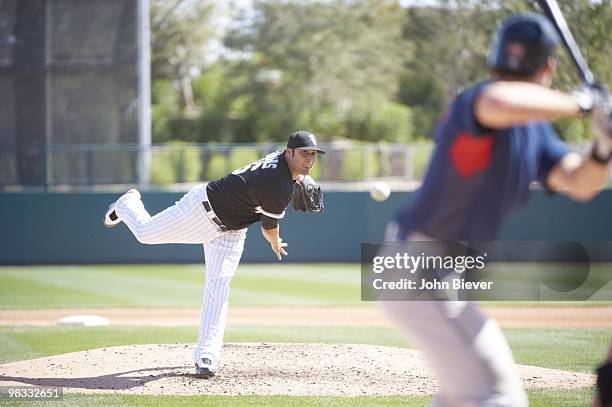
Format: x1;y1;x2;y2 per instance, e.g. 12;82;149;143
150;0;612;145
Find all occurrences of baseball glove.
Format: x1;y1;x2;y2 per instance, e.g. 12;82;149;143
292;175;324;213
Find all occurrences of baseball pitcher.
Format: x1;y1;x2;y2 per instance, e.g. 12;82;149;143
103;131;325;378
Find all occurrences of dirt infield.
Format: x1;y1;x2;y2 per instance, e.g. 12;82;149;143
0;343;595;396
1;306;611;328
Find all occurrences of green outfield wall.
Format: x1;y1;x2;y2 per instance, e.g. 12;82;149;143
1;190;612;264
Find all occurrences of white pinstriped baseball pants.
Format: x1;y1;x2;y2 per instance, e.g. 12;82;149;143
114;184;247;365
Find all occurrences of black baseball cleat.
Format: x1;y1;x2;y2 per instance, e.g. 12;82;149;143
103;206;120;228
194;358;216;379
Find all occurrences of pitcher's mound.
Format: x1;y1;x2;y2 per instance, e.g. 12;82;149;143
0;343;594;396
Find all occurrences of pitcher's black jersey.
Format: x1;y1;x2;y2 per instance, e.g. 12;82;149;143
207;150;296;230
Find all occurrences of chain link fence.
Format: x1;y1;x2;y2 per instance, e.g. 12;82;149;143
0;142;434;189
0;141;602;190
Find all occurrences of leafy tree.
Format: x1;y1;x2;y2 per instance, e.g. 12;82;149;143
398;0;612;141
149;0;611;145
150;0;217;114
225;0;408;141
399;1;500;137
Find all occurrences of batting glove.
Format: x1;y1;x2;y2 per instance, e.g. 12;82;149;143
573;83;608;113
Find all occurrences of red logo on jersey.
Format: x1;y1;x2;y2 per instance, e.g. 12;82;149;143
449;132;494;179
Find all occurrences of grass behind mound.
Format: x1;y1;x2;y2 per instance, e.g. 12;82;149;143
0;264;361;309
1;264;610;309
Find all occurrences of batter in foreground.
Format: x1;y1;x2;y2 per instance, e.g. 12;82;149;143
384;13;612;407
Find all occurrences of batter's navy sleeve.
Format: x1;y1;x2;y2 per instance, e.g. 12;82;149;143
537;123;570;189
452;80;497;137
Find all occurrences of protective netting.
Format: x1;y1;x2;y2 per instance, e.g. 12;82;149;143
0;0;139;186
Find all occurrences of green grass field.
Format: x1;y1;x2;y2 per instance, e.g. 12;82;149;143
0;264;361;308
0;389;593;407
1;263;609;308
0;264;608;406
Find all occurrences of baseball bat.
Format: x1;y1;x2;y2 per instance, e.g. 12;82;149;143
536;0;596;87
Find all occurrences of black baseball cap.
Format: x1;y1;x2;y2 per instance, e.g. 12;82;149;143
286;130;325;154
487;13;560;76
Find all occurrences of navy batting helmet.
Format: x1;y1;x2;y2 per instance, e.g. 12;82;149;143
487;13;560;76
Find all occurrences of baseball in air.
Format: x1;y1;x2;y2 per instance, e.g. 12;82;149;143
370;181;391;202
